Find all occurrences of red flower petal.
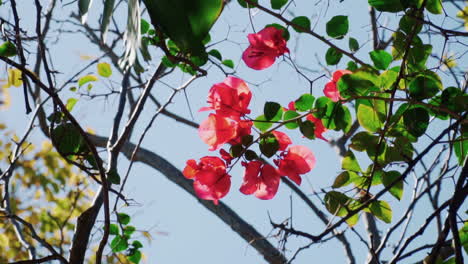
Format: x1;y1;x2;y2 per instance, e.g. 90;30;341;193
332;69;352;82
201;77;252;117
183;159;199;179
323;81;342;102
199;114;238;151
240;161;281;200
306;114;328;142
272;131;292;151
277;145;316;185
242;27;289;70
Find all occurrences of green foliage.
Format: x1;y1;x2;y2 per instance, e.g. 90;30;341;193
264;102;283;121
271;0;288;9
299;120;315;139
368;0;404;12
369;200;392;223
342;150;362;172
283;110;300;129
294;94;315;112
142;0;224;55
369;50;393;70
97;62;112;78
326;16;349;39
254;115;273;132
349;37;359;52
325;47;343;65
291;16;311;32
0;41;17;57
381;171;404;200
259;134;279;158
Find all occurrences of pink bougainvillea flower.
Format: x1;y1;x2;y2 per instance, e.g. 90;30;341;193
272;131;292;151
276;145;316;185
242;27;289;70
219;149;233;165
323;69;352;102
183;156;231;205
228;119;253;146
199;113;238;151
240;161;281;200
199;76;252;118
306;114;328;142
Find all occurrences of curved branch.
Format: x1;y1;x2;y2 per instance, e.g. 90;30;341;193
88;134;287;264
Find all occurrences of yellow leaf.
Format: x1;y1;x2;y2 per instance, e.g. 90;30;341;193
4;68;23;88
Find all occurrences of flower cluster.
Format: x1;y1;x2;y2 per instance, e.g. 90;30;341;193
184;75;316;204
183;28;348;205
242;27;289;70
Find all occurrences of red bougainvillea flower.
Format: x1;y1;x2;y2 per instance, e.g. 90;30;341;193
242;27;289;70
199;76;252;118
323;69;352;102
228;119;253;146
276;145;316;185
272;131;292;151
183;156;231;204
306;114;328;142
199;113;238;151
240;161;281;200
219;149;233;165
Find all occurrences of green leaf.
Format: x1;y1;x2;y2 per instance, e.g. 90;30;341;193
291;16;311;33
222;59;234;68
208;49;222;61
300;120;315;139
78;74;98;87
370;50;393;70
66;98;78;112
295;94;315;111
368;0;404;12
399;14;422;35
0;41;17;57
356;98;387;133
264;102;283;121
369;200;392;223
244;150;258;161
271;0;288;9
265;24;290;41
325;47;343;65
454;136;468;165
337;74;376;99
342;151;361;172
117;213;131;225
347;61;358;71
110;235;128;253
426;0;442;14
382;171;403;200
124;225;136;236
253;115;273;132
51;123;86;156
141;18;150;34
325;191;351;217
326;16;349;39
237;0;258;8
333;104;352;133
161;56;177;68
259;135;279;158
403;107;429;138
409;74;442;100
128;250;142;263
78;0;93;23
332;171;360;188
142;0;224;55
133;240;144;249
97;62;112;78
378;68;399;90
230;144;243;158
107;169;121;185
349;37;359;52
350;132;378;152
459;221;468;254
283;110;300;129
109;223;119;235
